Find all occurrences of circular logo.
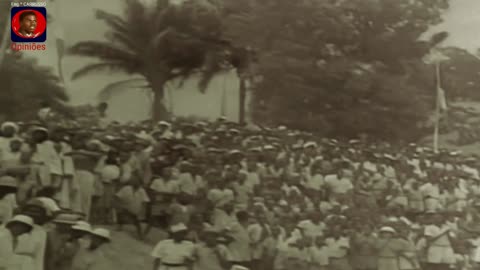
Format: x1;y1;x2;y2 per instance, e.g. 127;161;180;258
11;10;46;39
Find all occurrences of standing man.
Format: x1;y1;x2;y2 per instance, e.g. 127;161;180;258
151;223;196;270
0;215;35;270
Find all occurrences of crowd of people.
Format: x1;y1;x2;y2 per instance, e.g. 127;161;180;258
3;105;480;270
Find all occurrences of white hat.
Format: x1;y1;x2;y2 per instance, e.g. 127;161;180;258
72;221;92;233
170;223;188;233
231;265;249;270
36;197;61;214
158;121;171;127
0;176;17;188
264;145;275;150
1;122;18;133
410;224;422;230
91;228;111;241
379;226;396;234
7;215;34;227
279;200;288;206
135;131;154;143
229;150;242;155
303;141;317;148
32;127;49;134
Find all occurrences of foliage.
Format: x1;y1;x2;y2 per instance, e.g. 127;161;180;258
219;0;450;141
0;53;69;121
441;47;480;100
69;0;233;120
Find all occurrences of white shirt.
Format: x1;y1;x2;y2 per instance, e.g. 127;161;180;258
16;225;47;270
150;178;180;194
297;220;326;238
151;239;195;267
304;174;325;191
325;237;349;258
0;194;17;224
227;223;252;262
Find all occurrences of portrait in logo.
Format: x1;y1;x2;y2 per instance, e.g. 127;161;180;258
11;7;47;42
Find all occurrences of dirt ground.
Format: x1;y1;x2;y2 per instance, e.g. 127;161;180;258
98;226;168;270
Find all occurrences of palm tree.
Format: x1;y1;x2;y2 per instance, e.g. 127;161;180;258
69;0;232;120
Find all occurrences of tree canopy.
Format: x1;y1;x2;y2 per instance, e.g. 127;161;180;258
219;0;450;141
0;53;69;121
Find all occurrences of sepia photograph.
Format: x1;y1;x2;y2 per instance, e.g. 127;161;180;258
1;0;480;270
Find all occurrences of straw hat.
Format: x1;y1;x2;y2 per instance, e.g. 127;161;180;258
303;141;317;148
7;215;34;228
72;221;92;233
91;228;111;241
158;121;171;127
0;176;17;188
231;265;249;270
1;122;19;133
36;197;61;214
379;226;396;234
53;212;82;225
31;126;49;134
264;145;275;150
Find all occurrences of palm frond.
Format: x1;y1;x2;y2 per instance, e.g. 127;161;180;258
69;41;138;63
98;78;148;101
198;51;226;92
429;31;449;47
107;32;142;52
71;62;129;80
95;9;129;34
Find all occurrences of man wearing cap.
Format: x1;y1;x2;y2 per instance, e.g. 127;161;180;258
151;223;195;270
0;215;34;270
156;121;174;140
375;226;404;270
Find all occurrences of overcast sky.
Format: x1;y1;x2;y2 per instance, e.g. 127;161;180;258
431;0;480;52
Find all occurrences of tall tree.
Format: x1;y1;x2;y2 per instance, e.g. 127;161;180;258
0;53;69;121
69;0;232;121
223;0;450;141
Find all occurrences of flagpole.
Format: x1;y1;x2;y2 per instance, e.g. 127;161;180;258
433;62;441;153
